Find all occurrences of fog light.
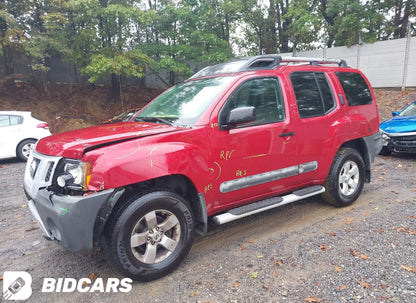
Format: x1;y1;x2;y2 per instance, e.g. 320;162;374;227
57;173;74;187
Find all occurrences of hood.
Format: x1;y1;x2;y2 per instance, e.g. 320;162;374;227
380;116;416;134
36;122;179;158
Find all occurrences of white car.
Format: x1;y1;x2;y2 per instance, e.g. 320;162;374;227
0;111;51;161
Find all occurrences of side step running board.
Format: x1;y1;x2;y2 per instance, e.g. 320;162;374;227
213;185;325;225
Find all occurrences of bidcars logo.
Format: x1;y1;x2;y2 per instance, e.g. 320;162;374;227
42;277;133;293
3;271;32;301
2;271;132;301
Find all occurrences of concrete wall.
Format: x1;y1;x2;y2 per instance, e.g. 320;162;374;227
280;37;416;89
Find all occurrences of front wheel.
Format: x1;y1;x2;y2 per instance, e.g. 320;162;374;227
322;147;365;207
17;139;37;161
105;191;195;281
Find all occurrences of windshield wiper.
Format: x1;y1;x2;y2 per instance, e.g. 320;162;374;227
134;116;175;126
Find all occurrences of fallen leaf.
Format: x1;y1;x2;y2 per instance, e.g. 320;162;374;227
339;285;346;291
401;265;416;273
263;285;270;291
335;266;341;272
275;260;283;266
257;255;263;258
305;296;324;302
396;227;416;235
350;249;358;257
252;272;258;278
239;246;245;250
358;280;371;289
233;281;239;288
14;214;22;218
380;284;389;289
346;218;354;225
83;273;98;286
319;244;328;251
190;292;198;296
397;164;402;168
327;232;337;237
360;254;369;260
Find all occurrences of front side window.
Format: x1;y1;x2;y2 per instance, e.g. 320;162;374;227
336;72;372;106
290;72;335;119
135;76;235;127
219;77;285;128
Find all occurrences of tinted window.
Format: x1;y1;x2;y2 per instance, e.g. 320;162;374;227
290;72;335;118
336;72;372;106
220;77;285;127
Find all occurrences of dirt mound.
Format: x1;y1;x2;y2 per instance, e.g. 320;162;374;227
0;81;162;133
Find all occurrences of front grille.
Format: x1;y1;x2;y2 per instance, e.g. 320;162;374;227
391;135;416;148
45;161;55;182
24;152;62;199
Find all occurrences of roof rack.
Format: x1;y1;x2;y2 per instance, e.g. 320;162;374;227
189;55;348;79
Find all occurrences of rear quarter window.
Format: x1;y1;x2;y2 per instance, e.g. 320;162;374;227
336;72;372;106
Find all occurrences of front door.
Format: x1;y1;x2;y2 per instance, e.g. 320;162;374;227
209;76;300;209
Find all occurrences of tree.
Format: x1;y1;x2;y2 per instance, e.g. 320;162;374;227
139;0;234;85
319;0;384;47
381;0;416;39
0;0;27;77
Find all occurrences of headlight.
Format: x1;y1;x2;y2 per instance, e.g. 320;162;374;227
56;159;92;191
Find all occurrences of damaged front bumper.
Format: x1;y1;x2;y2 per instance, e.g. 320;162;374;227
26;188;115;251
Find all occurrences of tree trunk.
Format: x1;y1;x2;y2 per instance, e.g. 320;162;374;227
111;73;120;101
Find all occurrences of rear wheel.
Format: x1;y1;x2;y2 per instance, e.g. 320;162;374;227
17;139;37;161
322;147;365;207
105;191;195;281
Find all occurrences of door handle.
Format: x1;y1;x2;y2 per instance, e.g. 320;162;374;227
279;131;296;137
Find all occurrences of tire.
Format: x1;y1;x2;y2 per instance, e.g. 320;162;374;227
17;139;37;161
105;191;195;281
321;147;365;207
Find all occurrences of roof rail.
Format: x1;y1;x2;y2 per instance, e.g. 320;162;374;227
189;55;348;79
279;56;348;67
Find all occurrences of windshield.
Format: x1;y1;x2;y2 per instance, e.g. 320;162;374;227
135;76;235;127
399;102;416;117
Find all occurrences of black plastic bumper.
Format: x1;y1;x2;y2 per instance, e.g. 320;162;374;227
27;188;115;251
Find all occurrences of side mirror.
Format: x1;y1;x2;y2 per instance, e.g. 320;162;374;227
392;111;400;117
221;106;256;130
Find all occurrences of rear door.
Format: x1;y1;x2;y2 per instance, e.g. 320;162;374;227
287;70;340;184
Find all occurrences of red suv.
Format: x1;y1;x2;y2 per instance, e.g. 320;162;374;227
24;55;382;281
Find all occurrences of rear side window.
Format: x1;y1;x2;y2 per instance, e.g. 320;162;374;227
10;115;23;125
0;115;23;127
336;72;372;106
290;72;335;119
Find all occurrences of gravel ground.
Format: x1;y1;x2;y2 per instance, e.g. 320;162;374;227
0;153;415;303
